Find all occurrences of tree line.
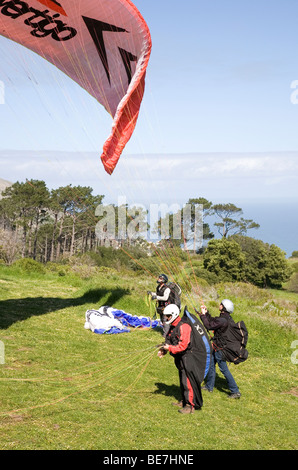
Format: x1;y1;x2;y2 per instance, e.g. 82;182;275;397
0;180;103;263
0;179;293;289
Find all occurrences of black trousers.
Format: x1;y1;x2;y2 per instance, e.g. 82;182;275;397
174;355;203;409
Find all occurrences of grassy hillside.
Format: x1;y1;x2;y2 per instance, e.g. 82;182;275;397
0;263;297;450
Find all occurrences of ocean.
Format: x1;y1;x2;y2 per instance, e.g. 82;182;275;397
229;200;298;258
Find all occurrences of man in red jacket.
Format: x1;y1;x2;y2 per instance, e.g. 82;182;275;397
158;304;203;414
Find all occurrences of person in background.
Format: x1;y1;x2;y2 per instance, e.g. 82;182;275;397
199;299;241;399
149;274;173;335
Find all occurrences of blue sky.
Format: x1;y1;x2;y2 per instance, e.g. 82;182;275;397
1;0;298;155
0;0;298;254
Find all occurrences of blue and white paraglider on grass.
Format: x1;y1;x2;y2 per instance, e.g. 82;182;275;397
84;305;161;335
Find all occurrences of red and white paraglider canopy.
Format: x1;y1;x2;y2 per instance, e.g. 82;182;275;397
0;0;152;174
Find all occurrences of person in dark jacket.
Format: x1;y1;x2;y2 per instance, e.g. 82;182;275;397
199;299;241;398
158;304;203;414
150;274;178;336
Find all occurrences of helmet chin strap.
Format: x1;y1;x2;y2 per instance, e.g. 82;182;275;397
164;315;173;325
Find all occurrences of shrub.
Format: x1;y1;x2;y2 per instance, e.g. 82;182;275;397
290;262;298;273
45;262;69;276
12;258;46;274
193;267;220;285
203;238;245;282
287;272;298;293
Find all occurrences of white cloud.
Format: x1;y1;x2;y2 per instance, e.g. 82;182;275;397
0;150;297;205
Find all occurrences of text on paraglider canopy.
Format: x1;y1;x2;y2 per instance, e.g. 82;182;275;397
0;0;77;41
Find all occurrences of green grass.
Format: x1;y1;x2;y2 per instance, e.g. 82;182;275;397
0;265;297;450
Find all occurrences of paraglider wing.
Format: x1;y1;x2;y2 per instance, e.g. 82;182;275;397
0;0;152;174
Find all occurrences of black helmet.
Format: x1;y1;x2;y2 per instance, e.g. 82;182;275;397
157;274;168;284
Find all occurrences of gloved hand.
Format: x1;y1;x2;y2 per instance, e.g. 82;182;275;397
147;291;156;299
199;305;208;315
157;343;169;358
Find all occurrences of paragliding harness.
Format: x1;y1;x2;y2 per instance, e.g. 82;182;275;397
155;282;182;319
167;282;182;310
146;281;182;320
182;306;212;380
211;317;249;365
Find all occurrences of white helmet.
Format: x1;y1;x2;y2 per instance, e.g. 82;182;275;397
163;304;180;325
221;299;234;314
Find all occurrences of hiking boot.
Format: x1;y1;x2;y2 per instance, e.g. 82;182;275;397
202;386;213;392
228;392;241;399
172;400;183;407
178;404;194;414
